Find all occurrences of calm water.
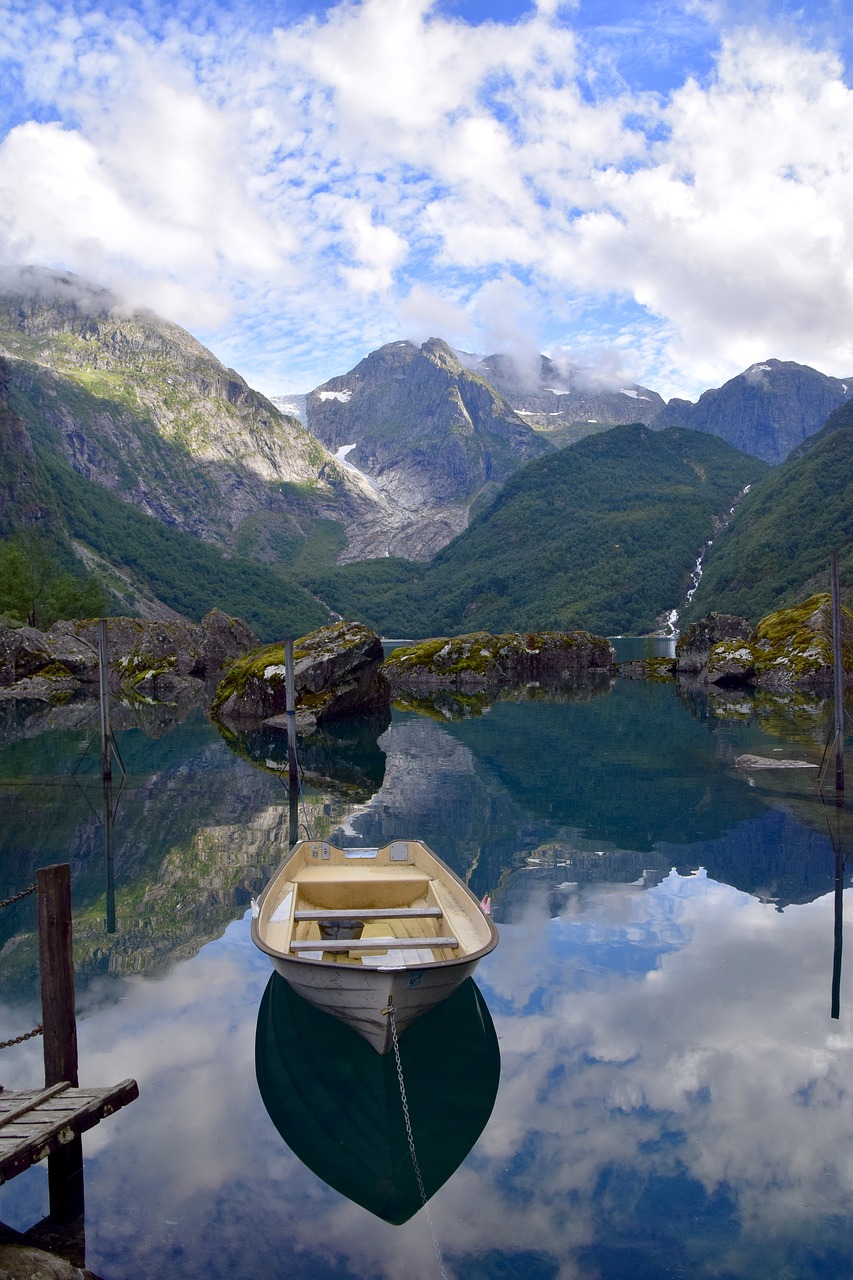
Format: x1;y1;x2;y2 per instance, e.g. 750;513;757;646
1;678;852;1279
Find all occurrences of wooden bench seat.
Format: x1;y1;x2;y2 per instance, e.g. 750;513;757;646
294;907;443;921
290;935;458;953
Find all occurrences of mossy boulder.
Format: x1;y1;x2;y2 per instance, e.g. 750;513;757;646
751;593;853;690
384;630;614;691
677;595;853;690
675;613;755;675
212;620;389;729
704;638;756;685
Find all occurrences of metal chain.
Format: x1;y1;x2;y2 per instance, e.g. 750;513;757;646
0;886;40;1050
0;883;36;911
387;1004;451;1280
0;1024;43;1050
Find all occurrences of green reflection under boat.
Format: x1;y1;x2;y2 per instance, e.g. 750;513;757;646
255;972;501;1224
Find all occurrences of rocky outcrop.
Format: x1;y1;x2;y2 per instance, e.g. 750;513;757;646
384;630;615;692
751;594;853;691
674;596;853;691
0;609;259;703
211;620;390;730
675;613;756;676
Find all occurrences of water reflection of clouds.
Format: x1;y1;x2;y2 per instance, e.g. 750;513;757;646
3;874;853;1278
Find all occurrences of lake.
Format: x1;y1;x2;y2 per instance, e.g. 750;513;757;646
1;671;852;1280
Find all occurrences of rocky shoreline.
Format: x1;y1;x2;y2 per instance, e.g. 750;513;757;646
1;595;849;742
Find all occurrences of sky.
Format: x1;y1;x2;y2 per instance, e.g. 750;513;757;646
0;0;850;400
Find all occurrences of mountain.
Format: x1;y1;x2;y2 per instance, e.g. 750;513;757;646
683;397;853;622
0;266;386;566
307;424;768;638
0;361;331;636
653;359;852;464
465;351;666;445
305;338;553;559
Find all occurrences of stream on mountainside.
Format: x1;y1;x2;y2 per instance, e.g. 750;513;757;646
1;662;852;1280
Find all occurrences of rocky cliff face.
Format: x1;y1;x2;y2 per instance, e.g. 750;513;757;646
0;266;381;557
653;360;852;463
306;338;553;558
468;351;665;444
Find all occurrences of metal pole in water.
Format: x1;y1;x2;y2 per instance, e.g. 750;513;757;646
98;619;112;783
831;551;845;793
285;638;299;846
104;776;116;934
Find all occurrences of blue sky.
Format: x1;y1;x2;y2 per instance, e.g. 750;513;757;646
0;0;850;399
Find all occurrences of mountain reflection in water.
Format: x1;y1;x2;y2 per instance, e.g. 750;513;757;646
255;973;500;1224
0;680;851;1279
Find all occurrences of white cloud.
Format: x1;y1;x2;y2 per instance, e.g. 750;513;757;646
0;1;849;397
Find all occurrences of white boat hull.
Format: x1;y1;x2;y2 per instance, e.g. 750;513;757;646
252;838;498;1054
269;951;483;1054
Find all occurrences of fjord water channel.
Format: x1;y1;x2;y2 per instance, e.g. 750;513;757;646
1;657;852;1280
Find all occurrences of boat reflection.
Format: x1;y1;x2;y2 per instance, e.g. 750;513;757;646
255;972;500;1224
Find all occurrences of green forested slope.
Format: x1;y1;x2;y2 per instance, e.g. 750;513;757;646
308;425;767;637
36;451;330;639
684;398;853;621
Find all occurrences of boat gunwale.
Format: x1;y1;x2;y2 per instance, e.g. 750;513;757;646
251;838;498;971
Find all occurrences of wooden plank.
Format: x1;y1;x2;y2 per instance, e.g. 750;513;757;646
0;1079;138;1185
294;907;443;921
0;1083;71;1126
290;935;458;952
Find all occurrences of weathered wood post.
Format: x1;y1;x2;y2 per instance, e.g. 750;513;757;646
97;619;112;783
285;638;299;848
37;863;84;1219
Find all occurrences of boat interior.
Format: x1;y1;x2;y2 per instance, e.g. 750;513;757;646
257;840;491;966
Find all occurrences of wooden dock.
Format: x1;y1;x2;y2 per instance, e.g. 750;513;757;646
0;1079;139;1185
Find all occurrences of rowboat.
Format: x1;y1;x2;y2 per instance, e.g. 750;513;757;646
251;838;499;1054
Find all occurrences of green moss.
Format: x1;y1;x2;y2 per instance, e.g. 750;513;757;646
753;593;853;681
36;661;74;679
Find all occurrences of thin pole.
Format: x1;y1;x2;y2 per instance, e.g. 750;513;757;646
832;839;843;1019
831;551;845;792
98;619;112;783
104;776;116;934
285;638;299;848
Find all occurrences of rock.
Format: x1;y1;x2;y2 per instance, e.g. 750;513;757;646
752;593;853;691
44;626;101;681
0;621;20;686
0;1243;100;1279
9;626;53;681
198;608;259;674
212;620;389;729
0;670;80;705
384;630;614;691
675;614;755;675
704;639;757;685
735;754;817;769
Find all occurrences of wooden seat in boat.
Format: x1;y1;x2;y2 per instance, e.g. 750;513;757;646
289;935;459;953
293;907;443;921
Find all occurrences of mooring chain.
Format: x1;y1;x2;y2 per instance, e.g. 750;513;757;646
387;1003;451;1280
0;884;41;1050
0;1025;43;1051
0;883;36;911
